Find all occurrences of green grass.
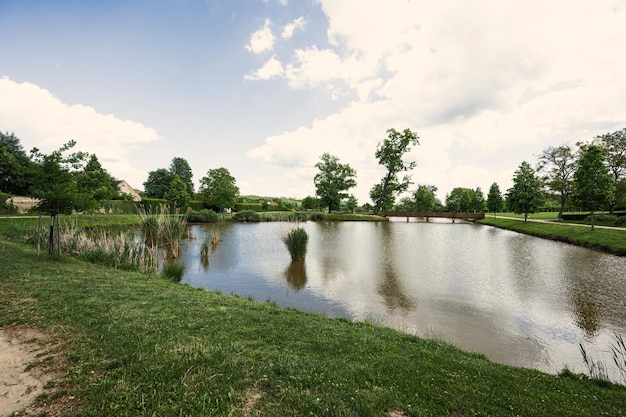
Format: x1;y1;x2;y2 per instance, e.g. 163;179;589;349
1;239;624;416
477;217;626;255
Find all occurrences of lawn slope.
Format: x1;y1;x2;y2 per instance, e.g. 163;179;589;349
0;239;624;416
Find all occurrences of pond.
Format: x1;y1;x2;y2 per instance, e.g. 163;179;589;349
178;219;626;381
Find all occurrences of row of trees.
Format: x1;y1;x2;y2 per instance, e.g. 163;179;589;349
311;128;420;214
1;132;130;214
142;159;240;212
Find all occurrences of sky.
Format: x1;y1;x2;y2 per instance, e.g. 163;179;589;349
1;1;625;204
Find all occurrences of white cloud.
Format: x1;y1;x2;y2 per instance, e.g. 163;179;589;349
246;1;626;203
245;18;275;54
245;55;284;81
0;77;160;190
282;16;306;39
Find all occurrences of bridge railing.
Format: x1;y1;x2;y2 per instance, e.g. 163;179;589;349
384;211;485;219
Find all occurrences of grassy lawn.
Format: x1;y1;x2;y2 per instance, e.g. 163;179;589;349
477;217;626;256
1;239;624;416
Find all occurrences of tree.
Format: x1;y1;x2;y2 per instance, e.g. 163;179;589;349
536;144;577;220
506;161;543;222
445;187;475;212
472;187;486;212
301;196;320;211
29;141;89;254
164;175;191;210
314;153;357;213
199;167;239;211
593;129;626;214
370;128;420;214
345;195;358;213
572;145;614;230
413;184;437;212
143;168;173;199
75;154;121;209
0;131;34;195
486;182;504;217
169;157;194;197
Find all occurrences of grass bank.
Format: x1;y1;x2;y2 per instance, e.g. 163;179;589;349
1;240;624;416
477;217;626;256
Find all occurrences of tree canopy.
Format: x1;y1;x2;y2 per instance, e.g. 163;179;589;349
313;152;357;213
0;131;34;195
593;129;626;213
486;182;504;217
506;161;543;222
413;184;438;212
573;145;614;230
536;144;576;220
169;157;194;196
164;175;191;210
199;167;239;211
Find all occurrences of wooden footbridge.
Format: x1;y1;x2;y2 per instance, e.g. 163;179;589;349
384;211;485;222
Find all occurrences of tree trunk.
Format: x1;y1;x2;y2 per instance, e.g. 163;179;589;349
373;172;393;215
558;193;567;221
590;211;595;231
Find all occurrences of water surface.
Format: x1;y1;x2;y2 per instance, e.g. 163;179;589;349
180;220;626;380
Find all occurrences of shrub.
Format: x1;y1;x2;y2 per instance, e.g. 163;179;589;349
0;192;18;214
232;210;261;222
310;213;325;221
288;212;308;222
282;227;308;261
161;260;186;282
187;209;219;223
615;216;626;227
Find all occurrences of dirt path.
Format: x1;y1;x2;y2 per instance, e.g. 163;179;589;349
0;326;69;417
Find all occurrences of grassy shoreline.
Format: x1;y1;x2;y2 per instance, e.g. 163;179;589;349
476;217;626;256
0;239;624;416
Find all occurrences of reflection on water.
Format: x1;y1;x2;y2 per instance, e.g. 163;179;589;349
284;261;307;291
181;220;626;381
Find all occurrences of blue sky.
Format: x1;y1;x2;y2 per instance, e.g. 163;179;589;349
2;1;625;203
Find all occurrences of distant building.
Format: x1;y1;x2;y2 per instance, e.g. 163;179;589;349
118;180;142;201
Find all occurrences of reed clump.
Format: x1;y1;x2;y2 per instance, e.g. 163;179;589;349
139;204;189;259
282;226;309;261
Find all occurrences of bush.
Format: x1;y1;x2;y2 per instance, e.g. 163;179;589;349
282;227;309;261
614;216;626;227
289;212;308;222
161;261;186;282
310;213;325;221
232;210;261;223
0;192;18;214
235;203;264;212
187;209;219;223
587;214;617;226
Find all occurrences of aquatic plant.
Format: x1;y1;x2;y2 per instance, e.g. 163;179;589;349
282;226;308;261
161;260;186;282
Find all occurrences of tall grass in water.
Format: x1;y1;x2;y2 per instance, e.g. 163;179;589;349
200;228;221;261
161;260;186;282
579;334;626;386
282;226;309;261
139;204;189;259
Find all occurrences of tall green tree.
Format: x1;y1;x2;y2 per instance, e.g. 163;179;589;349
164;175;191;210
0;131;34;195
486;182;504;217
572;145;614;230
445;187;475;212
345;194;358;213
143;168;173;199
506;161;543;222
593;129;626;214
314;152;357;213
370;128;419;214
472;187;486;212
536;144;577;220
29;141;89;254
413;184;438;212
301;196;320;211
169;157;194;197
199;167;239;212
75;155;121;209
